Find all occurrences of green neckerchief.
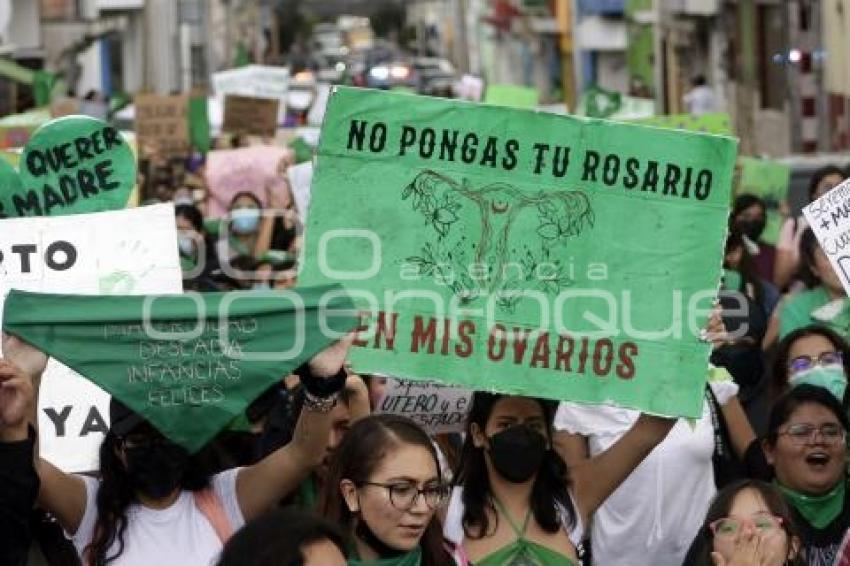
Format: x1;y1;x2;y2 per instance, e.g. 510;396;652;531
776;480;845;529
2;287;357;453
348;546;422;566
478;498;575;566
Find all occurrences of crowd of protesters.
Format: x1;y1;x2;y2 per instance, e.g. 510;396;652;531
3;148;850;566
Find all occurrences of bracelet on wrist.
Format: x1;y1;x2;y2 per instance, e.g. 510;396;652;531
302;390;339;413
296;364;347;398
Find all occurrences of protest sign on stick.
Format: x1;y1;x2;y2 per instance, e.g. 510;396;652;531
300;87;737;418
0;204;182;472
376;377;472;434
135;93;191;158
223;94;280;137
803;178;850;296
0;115;136;218
205;145;290;217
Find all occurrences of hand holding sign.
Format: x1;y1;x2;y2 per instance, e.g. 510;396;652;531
0;116;135;218
0;357;35;439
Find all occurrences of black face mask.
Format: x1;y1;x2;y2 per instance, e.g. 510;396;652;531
487;425;547;483
124;441;189;500
736;218;766;242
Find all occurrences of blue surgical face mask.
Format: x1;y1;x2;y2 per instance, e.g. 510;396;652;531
231;208;260;235
790;365;848;403
252;282;271;291
177;233;196;257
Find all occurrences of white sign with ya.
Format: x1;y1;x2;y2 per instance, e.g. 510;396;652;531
0;204;182;472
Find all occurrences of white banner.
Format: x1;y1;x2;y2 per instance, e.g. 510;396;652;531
0;204;182;472
212;65;290;102
288;161;313;226
375;377;472;435
803;177;850;296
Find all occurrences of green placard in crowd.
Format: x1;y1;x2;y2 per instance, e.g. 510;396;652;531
2;287;358;452
300;86;738;418
484;84;539;109
630;113;734;136
0;115;136;218
735;156;791;245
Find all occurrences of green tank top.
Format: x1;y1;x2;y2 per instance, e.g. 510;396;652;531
348;547;422;566
475;499;576;566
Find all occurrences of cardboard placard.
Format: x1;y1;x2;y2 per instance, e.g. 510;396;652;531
135;93;191;158
223;94;280;137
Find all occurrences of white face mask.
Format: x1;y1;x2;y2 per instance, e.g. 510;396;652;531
177;232;197;256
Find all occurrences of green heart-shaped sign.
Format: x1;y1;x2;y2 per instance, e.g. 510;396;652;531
0;115;135;218
3;287;358;453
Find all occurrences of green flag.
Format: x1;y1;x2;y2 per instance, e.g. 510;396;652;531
484;84;539;109
3;287;358;452
299;87;737;418
188;95;211;154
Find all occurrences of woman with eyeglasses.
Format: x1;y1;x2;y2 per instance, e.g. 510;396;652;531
690;479;803;566
319;414;453;566
771;325;850;409
443;392;676;566
763;385;850;563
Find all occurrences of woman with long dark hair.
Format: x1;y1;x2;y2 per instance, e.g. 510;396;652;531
1;334;351;565
444;392;676;565
319;414;453;566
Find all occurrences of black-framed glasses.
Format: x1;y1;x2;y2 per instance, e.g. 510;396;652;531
778;423;846;446
788;351;843;375
358;481;449;510
709;514;783;538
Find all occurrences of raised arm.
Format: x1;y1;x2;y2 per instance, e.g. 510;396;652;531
236;335;352;521
1;335;87;535
554;414;675;526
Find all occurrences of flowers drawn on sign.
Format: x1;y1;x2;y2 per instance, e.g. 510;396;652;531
402;169;595;312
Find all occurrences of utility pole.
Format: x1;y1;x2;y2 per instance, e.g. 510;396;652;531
736;0;756;156
555;0;576;109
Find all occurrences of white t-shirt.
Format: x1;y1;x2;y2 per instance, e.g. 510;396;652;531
554;381;737;566
68;468;245;566
683;85;718;115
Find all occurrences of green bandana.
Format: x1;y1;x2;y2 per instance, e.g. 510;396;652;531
2;286;357;453
776;480;846;529
349;547;422;566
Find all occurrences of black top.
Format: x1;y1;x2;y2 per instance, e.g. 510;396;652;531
792;484;850;566
0;427;40;566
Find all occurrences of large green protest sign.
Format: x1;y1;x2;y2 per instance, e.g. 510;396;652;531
3;287;357;452
0;116;135;218
300;87;737;418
